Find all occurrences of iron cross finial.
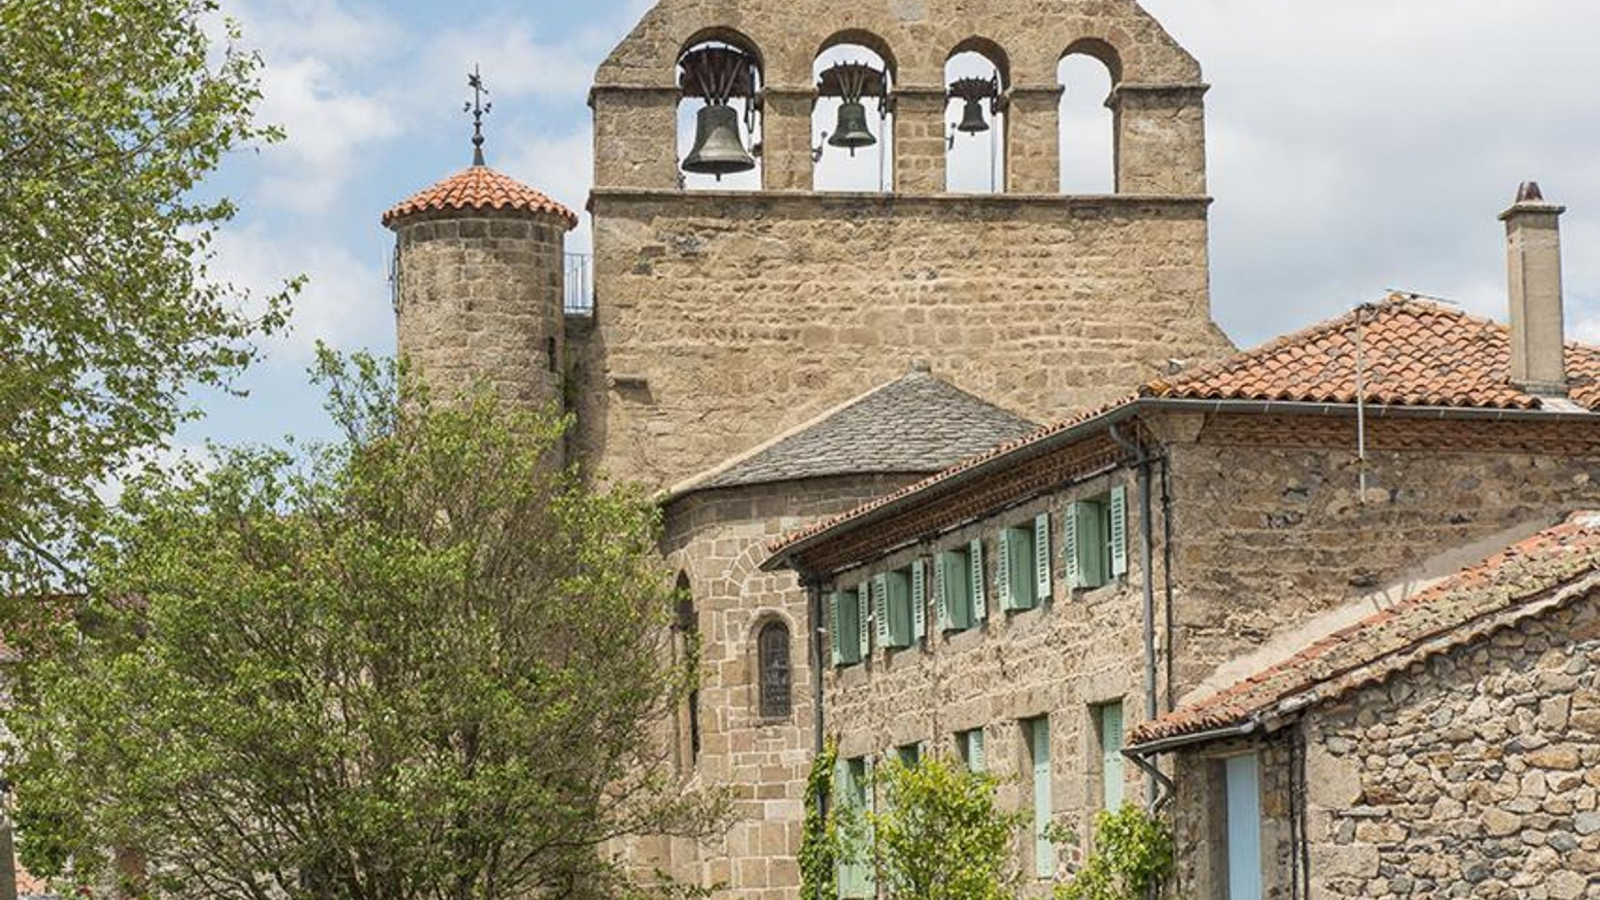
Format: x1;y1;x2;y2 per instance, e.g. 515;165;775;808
465;64;492;166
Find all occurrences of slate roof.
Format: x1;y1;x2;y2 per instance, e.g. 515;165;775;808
667;367;1037;498
767;296;1600;560
382;165;578;229
1129;512;1600;748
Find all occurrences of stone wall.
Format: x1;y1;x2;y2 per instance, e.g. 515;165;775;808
1297;595;1600;899
654;474;922;900
393;210;568;418
1165;414;1600;696
824;468;1150;889
574;193;1232;488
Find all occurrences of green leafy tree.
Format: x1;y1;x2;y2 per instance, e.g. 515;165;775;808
0;0;295;590
798;743;838;900
1053;806;1175;900
856;755;1025;900
6;354;726;900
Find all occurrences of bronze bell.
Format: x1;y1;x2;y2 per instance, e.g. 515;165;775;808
956;96;990;135
828;101;877;155
683;104;756;179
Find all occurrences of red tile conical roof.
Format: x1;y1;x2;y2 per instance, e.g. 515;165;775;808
382;165;578;229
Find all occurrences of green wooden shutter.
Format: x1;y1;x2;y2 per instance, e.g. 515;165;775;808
1102;702;1125;811
1110;485;1129;578
864;758;878;895
1007;526;1036;610
874;573;890;647
1078;502;1107;589
934;552;951;631
829;592;843;667
996;529;1013;611
970;539;987;621
1035;513;1052;603
835;758;853;897
1064;504;1083;590
857;584;871;658
1032;718;1055;878
912;560;927;641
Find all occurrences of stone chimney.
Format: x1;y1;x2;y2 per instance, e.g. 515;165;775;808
1500;181;1569;396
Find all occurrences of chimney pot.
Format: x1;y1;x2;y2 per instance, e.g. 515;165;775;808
1500;182;1568;397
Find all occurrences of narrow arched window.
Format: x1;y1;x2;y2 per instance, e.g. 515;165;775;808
758;620;792;718
675;574;701;765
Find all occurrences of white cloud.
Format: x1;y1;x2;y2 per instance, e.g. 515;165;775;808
1138;0;1600;347
229;0;402;212
211;224;391;359
499;127;596;253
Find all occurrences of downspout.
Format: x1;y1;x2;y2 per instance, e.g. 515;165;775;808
1159;456;1176;714
806;578;825;757
1109;423;1159;810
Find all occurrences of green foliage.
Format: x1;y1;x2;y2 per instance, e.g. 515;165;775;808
6;352;727;900
864;755;1026;900
1053;806;1175;900
798;743;839;900
0;0;296;590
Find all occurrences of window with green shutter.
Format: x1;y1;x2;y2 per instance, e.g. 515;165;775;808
1064;488;1128;592
1098;701;1126;811
937;548;975;632
858;580;872;659
1001;525;1038;611
1026;716;1055;878
837;756;875;898
957;728;985;772
833;589;864;667
883;568;913;649
911;559;927;642
896;742;922;768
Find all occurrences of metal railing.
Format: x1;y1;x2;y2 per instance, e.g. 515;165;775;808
565;253;594;317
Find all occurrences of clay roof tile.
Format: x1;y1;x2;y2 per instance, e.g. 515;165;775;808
381;165;578;229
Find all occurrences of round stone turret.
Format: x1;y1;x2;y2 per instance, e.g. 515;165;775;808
382;164;577;421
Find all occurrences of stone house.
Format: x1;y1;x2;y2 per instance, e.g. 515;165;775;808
764;187;1599;897
1128;512;1600;900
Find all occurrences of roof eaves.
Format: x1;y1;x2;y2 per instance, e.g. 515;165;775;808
760;397;1143;573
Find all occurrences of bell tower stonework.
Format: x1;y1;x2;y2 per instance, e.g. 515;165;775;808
575;0;1233;491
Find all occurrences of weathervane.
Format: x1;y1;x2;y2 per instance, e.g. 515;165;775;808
465;64;492;166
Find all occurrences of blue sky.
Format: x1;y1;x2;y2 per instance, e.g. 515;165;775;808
184;0;1600;458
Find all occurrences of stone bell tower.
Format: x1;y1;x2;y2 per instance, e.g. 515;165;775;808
383;73;578;461
573;0;1234;491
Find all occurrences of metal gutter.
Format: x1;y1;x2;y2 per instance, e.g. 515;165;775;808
1110;423;1162;811
1123;719;1259;758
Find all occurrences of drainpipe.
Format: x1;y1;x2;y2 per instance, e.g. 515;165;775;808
806;579;825;757
1109;424;1159;809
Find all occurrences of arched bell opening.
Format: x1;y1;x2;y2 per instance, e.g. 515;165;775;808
945;41;1010;194
811;36;895;193
676;32;764;191
1058;39;1120;194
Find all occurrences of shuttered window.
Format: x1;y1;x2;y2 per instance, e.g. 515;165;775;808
937;548;975;632
832;588;865;667
1027;717;1055;878
1000;525;1038;612
837;757;875;898
911;558;928;642
957;728;986;772
1098;701;1125;810
1064;487;1130;591
969;538;987;622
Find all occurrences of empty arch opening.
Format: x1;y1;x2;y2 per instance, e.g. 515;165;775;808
812;39;895;192
677;33;764;191
945;43;1009;194
1058;41;1118;194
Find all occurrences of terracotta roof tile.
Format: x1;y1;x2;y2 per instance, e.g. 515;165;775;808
382;165;578;229
1146;296;1600;411
1129;512;1600;747
766;297;1600;561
